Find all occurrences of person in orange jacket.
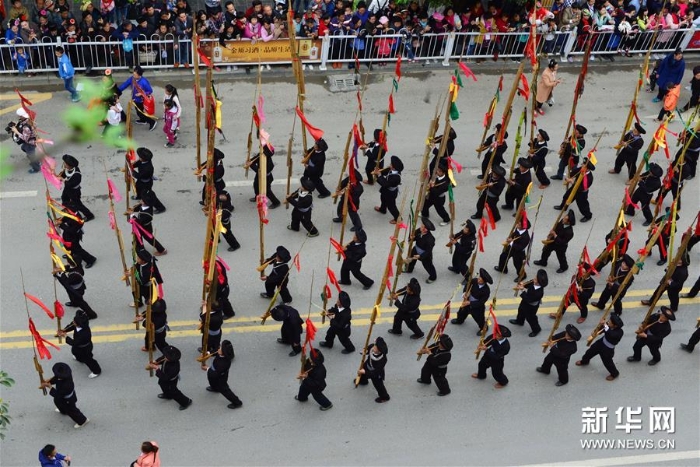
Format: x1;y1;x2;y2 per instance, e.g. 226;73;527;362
658;82;680;121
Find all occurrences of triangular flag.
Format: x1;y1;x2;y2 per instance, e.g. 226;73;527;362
28;318;60;359
450;102;460;121
388;94;396;114
295;107;324;141
25;293;55;319
395;56;402;81
293;253;301;272
327;267;341;292
458;62;477;82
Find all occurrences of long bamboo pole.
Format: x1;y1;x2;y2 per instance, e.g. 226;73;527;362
193;32;202;178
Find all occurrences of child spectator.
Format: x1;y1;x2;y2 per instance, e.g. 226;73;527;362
164;84;181;133
55;45;80;102
163;99;178;148
647;58;661;92
658;82;680;121
543;17;557;53
13;46;30;74
102;95;123;137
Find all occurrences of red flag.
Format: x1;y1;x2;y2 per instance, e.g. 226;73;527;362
518;74;530;101
447;157;463;174
498;76;504;92
354;54;361;72
16;89;37;121
489;306;500;336
385;279;392;290
478;230;485;252
28;318;60;360
521;209;528;230
356;91;363;112
695;215;700;236
252;106;261;129
305;318;317;343
388;94;396;114
54;300;65;319
395;55;402;81
295;107;324;141
324;284;332;301
330;238;346;259
458;62;477;82
327;267;341;292
484;203;497;230
293;253;301;272
624;187;640;209
197;48;213;68
25;293;54;319
256;194;269;224
386;255;394;280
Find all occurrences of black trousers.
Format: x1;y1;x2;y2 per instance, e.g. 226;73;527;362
503;187;524;210
625;190;653;222
64;288;98;319
539;242;569;270
359;373;390;400
280;324;302;353
475;193;501;222
391;310;423;335
135;101;155;125
563;292;592;318
62;193;94;220
53;394;87;425
135;181;166;212
421;195;450;223
297;382;332;408
567;191;592;218
220;222;240;250
202;332;221;354
497;247;525;275
533;160;550;186
218;285;236;318
253;173;281;205
685;328;700;351
324;326;355;351
477;355;508;385
340;259;374;287
144;330;168;353
406;249;437;281
73;345;102;375
379;190;399;220
158;379;191;406
648;285;682;311
613;150;638;180
336;201;363;230
70;241;97;266
306;173;331;197
290;208;318;235
455;303;485;329
540;354;571;384
451;249;471;276
580;339;619;377
207;373;242;406
420;364;450;393
514;302;541;334
596;284;626;315
141;224;166;253
688;275;700;297
265;279;292;303
632;337;662;362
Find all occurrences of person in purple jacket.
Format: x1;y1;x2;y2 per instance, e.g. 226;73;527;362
39;444;71;467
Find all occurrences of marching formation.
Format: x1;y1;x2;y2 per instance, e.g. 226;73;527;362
11;38;700;434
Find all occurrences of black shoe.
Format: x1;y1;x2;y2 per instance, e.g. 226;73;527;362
642;219;652;227
627;356;641;362
476;174;484;180
514;275;525;283
470;214;482;219
332;217;342;223
341;348;355;354
680;343;694;353
447;266;457;272
269;202;281;209
65;302;76;307
416;378;431;384
681;293;697;299
85;259;96;269
228;245;240;252
149;121;158;131
84;214;95;222
501;204;513;210
437;391;450;396
206;386;217;392
132;196;141;201
362;282;374;290
581;216;592;223
591;302;604;310
528;330;541;338
555;381;566;387
199;201;205;206
288;350;301;357
154;209;166;214
533;260;547;267
556;267;569;273
350;227;357;232
535;367;549;374
509;319;523;326
657;259;667;266
223;314;235;320
375;397;389;403
228;402;243;409
550;175;563;180
319;341;331;348
451;319;464;325
410;333;425;340
294;395;307;402
276;338;289;345
647;359;660;366
320;404;333;411
553;205;563;210
317;193;330;199
157;393;172;399
476;330;483;336
249;197;256;202
260;293;272;299
179;399;193;410
494;266;506;273
387;329;402;335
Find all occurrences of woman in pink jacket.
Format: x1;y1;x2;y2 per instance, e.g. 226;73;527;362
131;441;161;467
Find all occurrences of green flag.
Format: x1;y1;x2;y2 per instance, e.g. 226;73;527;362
454;69;464;88
450;102;460;120
448;184;454;202
392;78;399;92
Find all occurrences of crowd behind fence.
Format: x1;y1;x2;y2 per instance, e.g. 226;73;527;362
0;27;695;74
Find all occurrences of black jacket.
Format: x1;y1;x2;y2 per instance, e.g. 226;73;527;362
394;292;421;318
328;305;351;330
508;169;532;197
133;160;154;184
156;359;180;384
549;331;577;360
363;345;387;379
344;241;366;263
520;283;544;307
464;279;490;310
413;229;435;259
378;171;401;194
643;313;671;345
207;355;231;381
425;347;451;370
552;220;574;247
483;335;510;361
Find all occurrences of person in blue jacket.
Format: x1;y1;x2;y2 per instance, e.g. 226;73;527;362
118;66;157;131
39;444;71;467
55;46;80;102
653;47;685;103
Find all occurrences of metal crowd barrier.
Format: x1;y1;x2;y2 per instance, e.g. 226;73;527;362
0;28;695;74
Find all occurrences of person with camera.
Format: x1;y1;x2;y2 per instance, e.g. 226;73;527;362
8;108;40;174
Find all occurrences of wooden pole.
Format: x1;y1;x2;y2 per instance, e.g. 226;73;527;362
333;130;353;205
529;56;540;148
124;101;134;214
322;228;333;324
22;269;47;395
193;32;202;177
200;211;223;367
476;76;503;160
258;137;267;278
508;107;528;180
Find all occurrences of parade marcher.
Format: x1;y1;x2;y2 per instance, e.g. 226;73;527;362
205;340;243;409
303;137;332;198
212;258;235;319
680;327;700;353
131;147;166;213
528;129;551;188
553;263;597;324
417;333;453;396
472;324;511;388
509;269;548;337
374;155;403;224
682;272;700;298
627;306;674;365
130;248;164;308
217;190;241;252
40;362;90;428
198;301;224;354
451;268;492;335
421;160;452;225
609;122;645;181
447;219;476;277
675;126;699;179
502;158;533;211
535;209;576;273
296;349;333;411
552;124;586;180
576;313;624;381
388;278;423;338
405;218;437;283
10;107;40;173
554;159;594;223
624;162;663;226
477;124;508;179
495;218;531;279
53;259;98;319
149;345;192;410
361;129;386;184
260;245;293;304
129;190;168;255
118;66;157;131
648;207;678;266
198;148;227;206
131;441;161;467
536;323;581;386
57;310;102;378
320;291;355;354
270;304;303;356
246;143;282;208
286;176;320;237
428;128;457;176
333;167;364;232
471;164;506;223
641;255;689;312
339;228;374;289
592;254;635;315
136;297;169;353
357;336;390;403
656;161;691;211
39;444;71;467
57;214;97;269
57;154;94;222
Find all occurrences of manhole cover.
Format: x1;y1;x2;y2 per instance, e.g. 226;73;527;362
328;74;358;92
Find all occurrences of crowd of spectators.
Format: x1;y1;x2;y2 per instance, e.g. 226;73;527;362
0;0;696;73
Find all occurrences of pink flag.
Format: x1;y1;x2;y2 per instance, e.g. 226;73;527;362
107;178;122;202
257;95;266;124
41;162;62;190
108;211;116;230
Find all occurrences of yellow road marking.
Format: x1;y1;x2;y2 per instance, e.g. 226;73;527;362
0;92;53;117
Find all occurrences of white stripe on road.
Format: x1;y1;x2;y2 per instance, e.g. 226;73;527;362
226;178;299;188
468;167;553;176
523;450;700;467
0;190;38;199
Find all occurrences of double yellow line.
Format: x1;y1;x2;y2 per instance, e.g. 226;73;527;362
2;288;695;349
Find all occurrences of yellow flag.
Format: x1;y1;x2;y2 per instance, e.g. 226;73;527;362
151;279;158;304
525;182;533;198
51;254;65;271
588;151;598;166
447;168;457;187
215;100;223;130
617;209;626;228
